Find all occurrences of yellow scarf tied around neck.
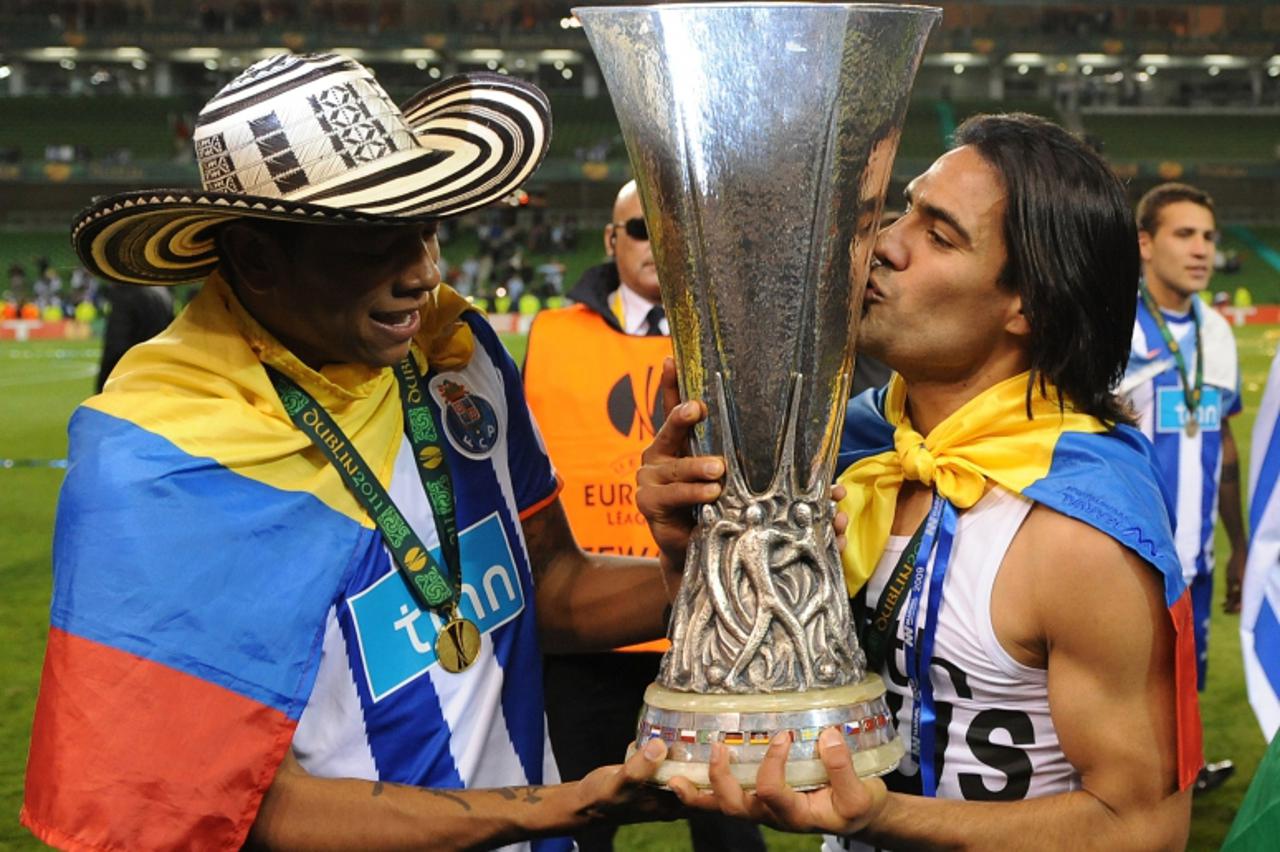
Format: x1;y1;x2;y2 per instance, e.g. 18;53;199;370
835;371;1108;594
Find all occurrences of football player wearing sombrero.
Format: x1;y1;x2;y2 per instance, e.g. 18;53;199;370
23;53;686;851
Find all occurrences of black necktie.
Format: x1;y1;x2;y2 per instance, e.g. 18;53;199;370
644;305;665;337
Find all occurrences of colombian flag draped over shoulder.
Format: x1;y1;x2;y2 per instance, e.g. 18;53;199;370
1242;350;1280;741
835;372;1203;790
22;273;476;851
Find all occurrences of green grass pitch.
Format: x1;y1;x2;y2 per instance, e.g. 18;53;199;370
0;327;1276;850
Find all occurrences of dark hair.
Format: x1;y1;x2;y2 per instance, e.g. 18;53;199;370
952;112;1138;425
1136;182;1215;236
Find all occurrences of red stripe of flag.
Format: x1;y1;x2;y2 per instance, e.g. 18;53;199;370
1168;592;1204;790
23;628;295;851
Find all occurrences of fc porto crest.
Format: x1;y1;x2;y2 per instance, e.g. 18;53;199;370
431;374;500;458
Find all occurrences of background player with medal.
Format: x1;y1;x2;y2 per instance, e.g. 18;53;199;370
1119;181;1247;793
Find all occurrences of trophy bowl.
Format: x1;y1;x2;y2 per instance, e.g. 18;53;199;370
576;2;940;789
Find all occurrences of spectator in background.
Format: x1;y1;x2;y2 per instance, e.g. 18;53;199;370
8;263;28;302
69;266;98;306
95;281;174;392
33;266;62;307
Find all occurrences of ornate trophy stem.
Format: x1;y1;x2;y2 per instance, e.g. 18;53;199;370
665;371;861;694
576;2;940;789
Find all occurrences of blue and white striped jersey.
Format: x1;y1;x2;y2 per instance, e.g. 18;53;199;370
292;313;570;852
1119;297;1241;584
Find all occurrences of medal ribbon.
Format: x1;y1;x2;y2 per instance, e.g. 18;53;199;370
266;358;461;617
900;491;958;797
1139;284;1203;424
861;516;929;674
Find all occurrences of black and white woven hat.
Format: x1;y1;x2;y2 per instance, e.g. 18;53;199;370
72;53;552;285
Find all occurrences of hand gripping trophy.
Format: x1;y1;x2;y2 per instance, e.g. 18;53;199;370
575;3;939;789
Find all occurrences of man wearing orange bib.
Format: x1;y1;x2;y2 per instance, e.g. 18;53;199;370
524;181;764;852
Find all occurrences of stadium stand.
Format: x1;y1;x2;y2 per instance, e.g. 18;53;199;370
1083;111;1280;161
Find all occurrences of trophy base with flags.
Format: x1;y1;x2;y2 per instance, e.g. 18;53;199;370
626;677;905;790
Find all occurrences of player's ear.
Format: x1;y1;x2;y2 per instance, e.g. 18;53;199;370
604;224;617;258
1005;294;1030;338
219;222;289;295
1137;229;1155;264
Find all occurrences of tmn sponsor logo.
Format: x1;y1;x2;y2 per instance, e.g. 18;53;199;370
348;513;524;701
1156;386;1222;434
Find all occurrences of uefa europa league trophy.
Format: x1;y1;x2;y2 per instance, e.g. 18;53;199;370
576;3;939;789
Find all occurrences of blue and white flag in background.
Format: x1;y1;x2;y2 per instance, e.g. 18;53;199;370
1243;348;1280;740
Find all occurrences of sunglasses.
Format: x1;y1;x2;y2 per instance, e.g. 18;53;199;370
611;217;649;242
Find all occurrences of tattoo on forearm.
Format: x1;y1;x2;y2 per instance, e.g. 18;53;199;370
371;780;541;810
495;786;544;804
425;788;474;811
427;788;473;808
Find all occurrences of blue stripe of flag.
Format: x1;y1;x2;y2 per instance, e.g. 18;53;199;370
1250;422;1280;540
837;386;895;473
1254;597;1280;700
53;407;364;719
1024;426;1185;608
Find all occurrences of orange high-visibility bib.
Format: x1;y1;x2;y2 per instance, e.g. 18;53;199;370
524;304;673;652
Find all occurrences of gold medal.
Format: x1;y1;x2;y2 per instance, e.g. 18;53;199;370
1185;418;1199;438
436;615;481;673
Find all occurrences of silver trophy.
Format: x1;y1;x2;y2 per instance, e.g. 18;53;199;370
576;2;939;789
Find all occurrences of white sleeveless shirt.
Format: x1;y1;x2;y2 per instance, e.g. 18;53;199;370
827;487;1079;851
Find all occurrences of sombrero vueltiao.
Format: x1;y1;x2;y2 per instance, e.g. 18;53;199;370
72;52;552;285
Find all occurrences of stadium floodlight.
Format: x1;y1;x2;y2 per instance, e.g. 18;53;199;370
458;49;505;64
172;48;222;62
27;47;77;61
400;48;440;62
1006;52;1043;66
1208;66;1221;77
1076;53;1116;67
538;49;581;64
953;64;964;75
0;66;10;80
113;47;146;60
1269;66;1280;78
1081;65;1093;76
330;47;366;59
1138;54;1171;66
1204;54;1245;68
